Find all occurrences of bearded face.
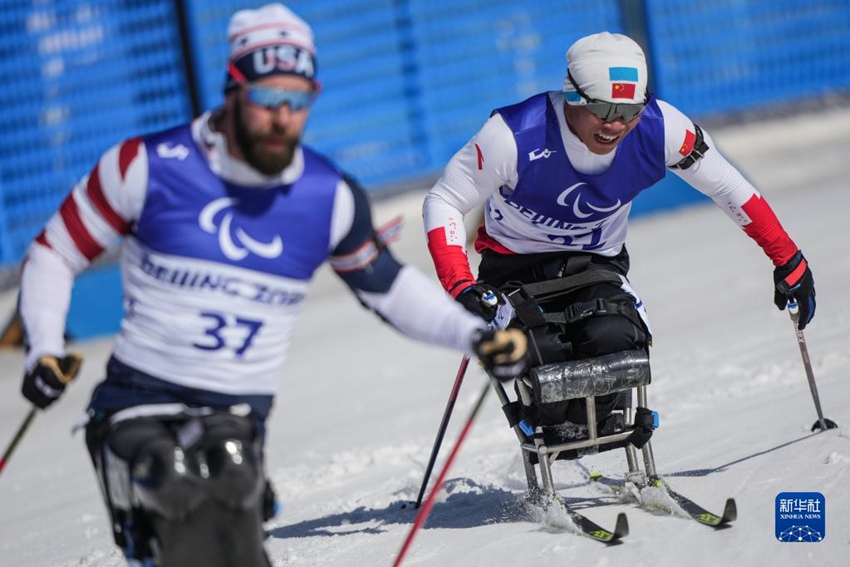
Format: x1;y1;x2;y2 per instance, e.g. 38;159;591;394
228;75;314;175
232;94;303;175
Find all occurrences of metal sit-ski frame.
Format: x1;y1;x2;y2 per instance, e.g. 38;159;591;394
491;349;658;496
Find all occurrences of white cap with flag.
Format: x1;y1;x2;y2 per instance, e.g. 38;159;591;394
563;32;647;105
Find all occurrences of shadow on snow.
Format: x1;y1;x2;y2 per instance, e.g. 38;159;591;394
267;478;536;539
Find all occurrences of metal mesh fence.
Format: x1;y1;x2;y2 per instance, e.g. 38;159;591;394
1;0;849;276
0;0;191;267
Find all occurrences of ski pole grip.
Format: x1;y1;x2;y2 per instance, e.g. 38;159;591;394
787;300;800;323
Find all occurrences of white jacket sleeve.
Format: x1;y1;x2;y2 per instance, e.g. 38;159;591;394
19;138;147;370
355;265;486;353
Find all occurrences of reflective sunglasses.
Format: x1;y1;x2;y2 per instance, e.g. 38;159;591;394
565;71;647;122
245;86;315;112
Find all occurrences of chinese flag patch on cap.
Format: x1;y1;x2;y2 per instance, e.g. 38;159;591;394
611;83;636;99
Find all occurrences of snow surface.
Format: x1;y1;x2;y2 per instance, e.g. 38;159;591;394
2;106;850;567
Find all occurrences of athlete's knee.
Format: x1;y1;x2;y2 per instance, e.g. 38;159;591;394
106;414;264;521
573;314;646;356
197;413;265;511
108;418;207;521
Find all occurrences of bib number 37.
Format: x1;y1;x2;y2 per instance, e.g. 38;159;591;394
193;311;263;357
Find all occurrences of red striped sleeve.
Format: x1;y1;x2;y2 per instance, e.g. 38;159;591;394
740;194;797;266
86;163;130;234
34;230;51;249
59;196;103;261
118;137;142;181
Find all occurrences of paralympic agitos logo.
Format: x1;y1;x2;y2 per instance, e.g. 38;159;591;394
199;198;284;261
556;182;622;220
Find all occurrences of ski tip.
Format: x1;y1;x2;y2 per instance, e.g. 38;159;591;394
614;512;630;539
589;513;629;544
722;498;737;524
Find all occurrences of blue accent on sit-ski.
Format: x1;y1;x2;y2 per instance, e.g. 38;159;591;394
651;411;660;429
519;420;535;437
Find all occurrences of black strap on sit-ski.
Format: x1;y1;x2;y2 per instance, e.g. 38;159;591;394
506;288;547;330
544;295;646;331
506;270;625;330
519;270;623;303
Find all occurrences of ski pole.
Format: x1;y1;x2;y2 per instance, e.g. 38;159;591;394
787;301;837;432
394;380;490;567
0;408;37;477
413;355;470;509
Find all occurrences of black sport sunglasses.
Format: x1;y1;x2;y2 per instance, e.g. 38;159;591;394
565;71;647;122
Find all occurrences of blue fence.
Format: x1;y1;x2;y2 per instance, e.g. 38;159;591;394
0;0;192;266
1;0;849;273
644;0;850;117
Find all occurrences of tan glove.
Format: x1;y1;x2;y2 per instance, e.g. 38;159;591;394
472;328;528;381
21;353;84;409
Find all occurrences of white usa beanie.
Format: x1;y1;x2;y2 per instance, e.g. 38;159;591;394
563;32;647;105
225;3;317;91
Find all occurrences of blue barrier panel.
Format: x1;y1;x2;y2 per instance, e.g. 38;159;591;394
66;264;124;339
408;0;625;168
0;0;191;266
644;0;850;118
182;0;433;188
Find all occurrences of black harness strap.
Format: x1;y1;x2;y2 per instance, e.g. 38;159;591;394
505;287;548;329
519;270;623;302
505;269;650;345
543;296;646;331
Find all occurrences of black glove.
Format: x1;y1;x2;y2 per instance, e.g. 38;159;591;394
773;250;816;330
473;328;528;381
456;283;504;322
21;353;83;409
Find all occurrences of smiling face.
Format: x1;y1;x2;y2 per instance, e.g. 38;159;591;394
564;102;643;155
